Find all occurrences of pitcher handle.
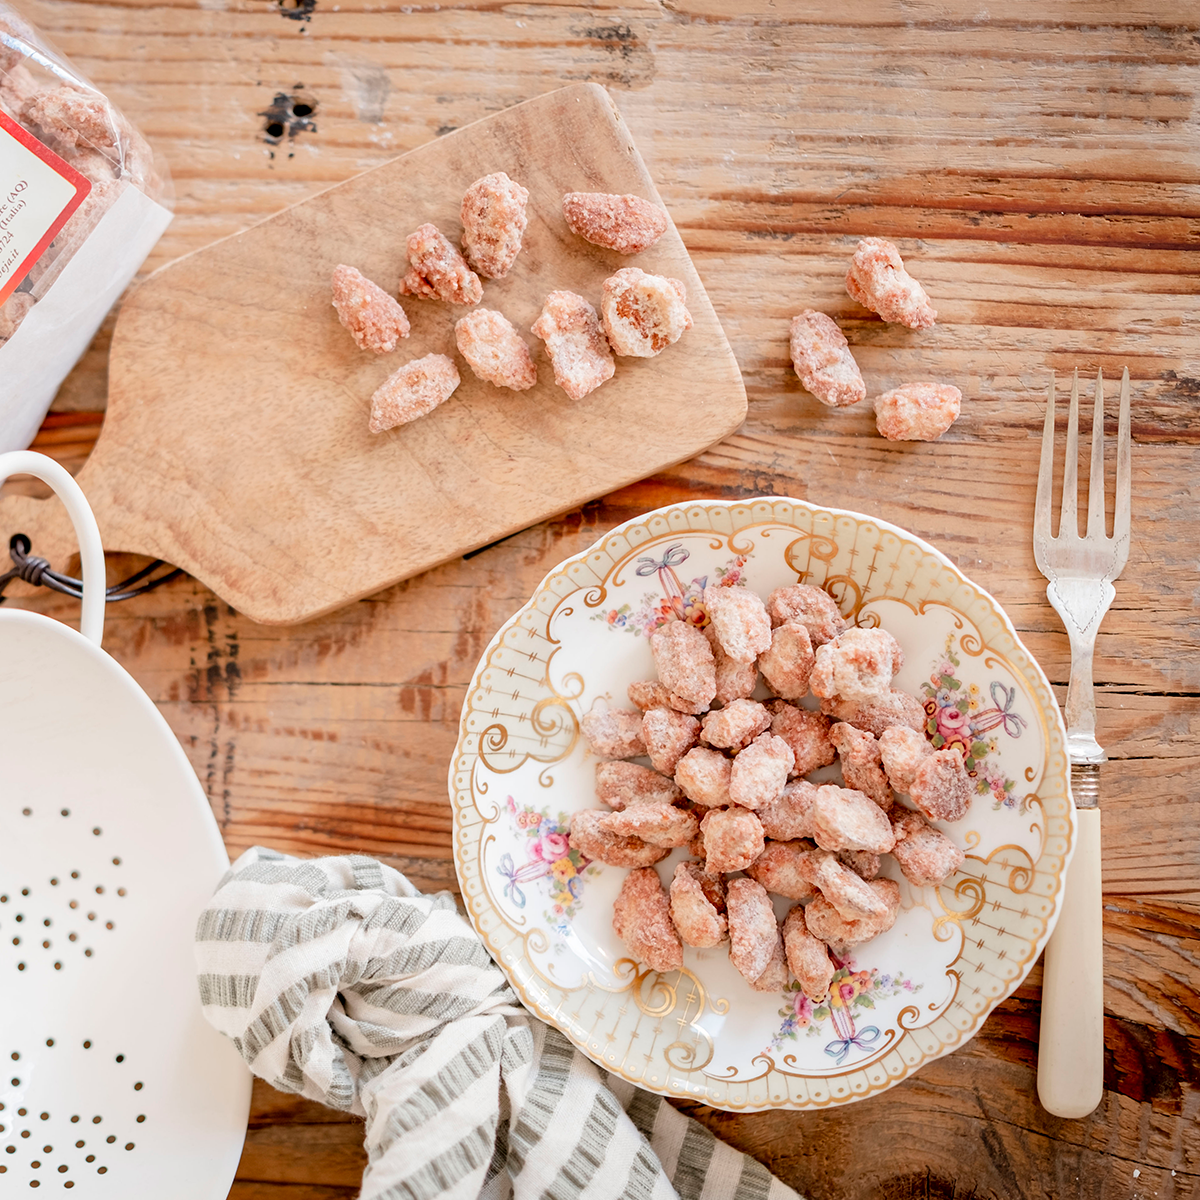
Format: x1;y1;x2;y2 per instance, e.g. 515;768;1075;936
0;451;105;647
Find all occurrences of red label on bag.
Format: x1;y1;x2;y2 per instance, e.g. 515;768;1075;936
0;110;91;305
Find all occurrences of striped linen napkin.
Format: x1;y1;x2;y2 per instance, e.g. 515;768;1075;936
195;847;802;1200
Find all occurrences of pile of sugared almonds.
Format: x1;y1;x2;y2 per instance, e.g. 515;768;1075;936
330;179;691;432
568;580;971;1004
790;238;962;442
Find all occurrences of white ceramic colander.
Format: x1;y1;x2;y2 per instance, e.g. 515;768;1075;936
0;451;250;1196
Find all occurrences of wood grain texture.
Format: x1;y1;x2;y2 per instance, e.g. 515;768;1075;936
3;0;1199;1195
0;83;745;624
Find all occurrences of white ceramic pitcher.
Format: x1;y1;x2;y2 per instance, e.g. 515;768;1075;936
0;451;250;1196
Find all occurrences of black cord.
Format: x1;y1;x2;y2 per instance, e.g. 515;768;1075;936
0;533;184;604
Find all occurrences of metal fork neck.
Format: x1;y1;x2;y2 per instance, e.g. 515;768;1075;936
1044;576;1112;767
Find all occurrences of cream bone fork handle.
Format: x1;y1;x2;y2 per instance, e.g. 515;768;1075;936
1032;368;1131;1119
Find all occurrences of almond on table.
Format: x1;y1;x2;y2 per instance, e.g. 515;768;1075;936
766;584;848;646
562;191;668;254
875;382;962;442
613;867;683;973
368;353;459;433
726;877;781;984
704;584;772;664
704;624;758;705
845;236;937;329
569;809;668;869
454;309;537;390
674;746;733;808
810;627;904;705
595;760;682;810
398;222;483;305
789;310;866;408
757;621;816;700
828;722;893;811
783;908;835;1002
530;289;615;400
641;706;701;775
460;171;529;279
669;862;728;949
744;839;821;901
766;702;837;777
908;747;974;822
821;687;926;736
728;731;794;810
700;806;765;873
891;809;965;886
581;708;646;759
649;620;716;710
331;264;411;354
600;267;692;358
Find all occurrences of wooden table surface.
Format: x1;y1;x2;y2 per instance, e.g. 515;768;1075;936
4;1;1199;1196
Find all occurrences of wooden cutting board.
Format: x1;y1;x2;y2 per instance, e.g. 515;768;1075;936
0;83;745;625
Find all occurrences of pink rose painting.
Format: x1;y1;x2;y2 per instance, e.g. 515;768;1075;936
922;633;1028;812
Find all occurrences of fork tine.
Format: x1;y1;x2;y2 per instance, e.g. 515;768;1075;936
1035;375;1057;540
1086;369;1107;539
1114;366;1132;543
1060;368;1081;538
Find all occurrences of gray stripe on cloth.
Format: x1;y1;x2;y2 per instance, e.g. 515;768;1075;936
379;1017;507;1139
197;973;260;1010
194;847;804;1200
505;1030;576;1176
351;856;387;891
484;1089;511;1187
732;1153;774;1200
625;1086;663;1142
353;983;498;1025
230;858;334;895
500;1025;534;1076
539;1083;622;1200
671;1117;718;1200
348;934;499;981
625;1141;664;1200
195;906;287;945
373;1116;497;1200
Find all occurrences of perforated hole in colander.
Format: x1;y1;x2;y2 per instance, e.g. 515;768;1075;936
0;807;126;975
0;1038;147;1189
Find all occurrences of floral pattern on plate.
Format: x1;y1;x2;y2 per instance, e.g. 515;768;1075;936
452;498;1073;1111
921;632;1030;812
497;796;599;941
592;544;748;636
768;959;923;1064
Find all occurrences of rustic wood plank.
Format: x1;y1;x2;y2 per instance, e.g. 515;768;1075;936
231;1123;366;1189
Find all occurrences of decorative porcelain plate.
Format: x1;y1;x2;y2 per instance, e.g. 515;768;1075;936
450;498;1072;1111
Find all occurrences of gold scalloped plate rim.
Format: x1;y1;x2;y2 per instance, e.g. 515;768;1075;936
449;496;1073;1111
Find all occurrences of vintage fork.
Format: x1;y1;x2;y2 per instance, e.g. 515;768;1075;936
1033;367;1131;1119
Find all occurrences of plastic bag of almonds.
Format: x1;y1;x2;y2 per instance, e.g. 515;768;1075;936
0;6;172;453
